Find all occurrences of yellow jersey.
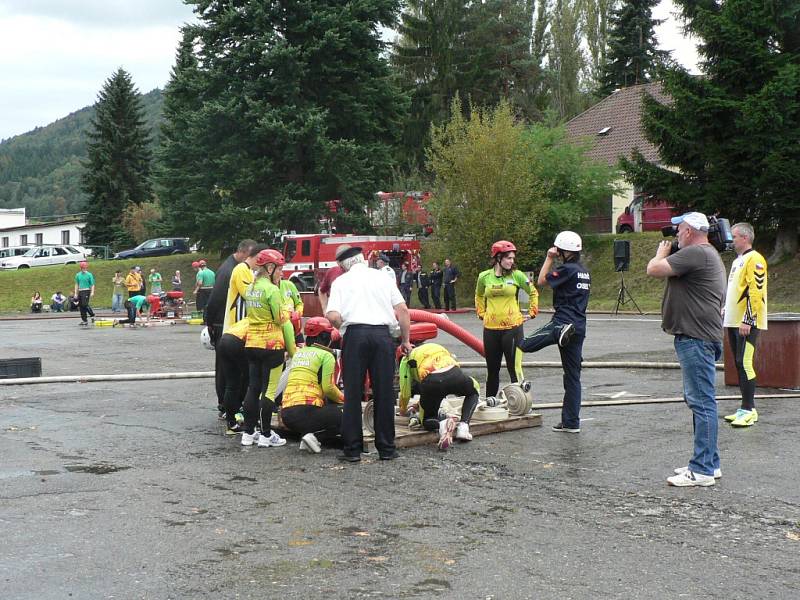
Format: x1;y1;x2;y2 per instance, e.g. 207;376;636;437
282;345;343;409
475;269;537;330
223;262;254;331
723;249;767;330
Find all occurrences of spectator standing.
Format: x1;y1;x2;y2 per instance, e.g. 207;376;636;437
111;271;125;313
73;261;96;326
51;291;66;312
31;291;43;313
399;263;414;307
416;265;431;309
442;258;460;311
518;232;587;432
124;266;141;298
375;254;396;282
647;212;726;487
194;260;216;314
326;244;411;462
429;262;443;309
723;222;768;428
171;270;182;291
148;268;163;295
136;266;146;296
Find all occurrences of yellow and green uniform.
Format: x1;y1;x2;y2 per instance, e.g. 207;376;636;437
475;269;538;329
244;277;295;353
223;262;253;330
279;279;304;317
282;345;343;409
723;249;768;330
224;317;249;341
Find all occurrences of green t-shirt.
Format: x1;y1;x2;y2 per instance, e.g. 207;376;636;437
74;271;95;290
128;295;150;311
196;268;216;288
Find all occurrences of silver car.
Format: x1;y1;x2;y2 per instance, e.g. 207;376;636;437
0;245;91;269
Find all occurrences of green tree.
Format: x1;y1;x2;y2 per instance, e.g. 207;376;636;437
81;68;153;246
547;0;586;120
583;0;615;90
427;99;618;279
600;0;670;95
158;1;407;250
623;0;800;259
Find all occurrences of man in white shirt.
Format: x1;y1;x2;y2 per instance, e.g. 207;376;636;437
326;245;412;462
376;254;397;282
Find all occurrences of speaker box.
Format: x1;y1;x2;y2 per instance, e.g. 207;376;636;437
613;240;630;272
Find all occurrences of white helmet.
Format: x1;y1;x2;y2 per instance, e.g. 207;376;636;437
201;326;214;350
554;231;582;251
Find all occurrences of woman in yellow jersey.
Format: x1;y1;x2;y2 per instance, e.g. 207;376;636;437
216;317;250;435
475;240;538;398
240;249;296;448
280;317;344;454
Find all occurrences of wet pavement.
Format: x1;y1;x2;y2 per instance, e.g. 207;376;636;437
1;314;799;599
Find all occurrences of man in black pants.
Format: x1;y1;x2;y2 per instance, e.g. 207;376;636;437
399;263;414;307
415;265;431;309
204;239;258;417
443;258;460;311
429;262;443;309
326;245;412;462
518;231;589;433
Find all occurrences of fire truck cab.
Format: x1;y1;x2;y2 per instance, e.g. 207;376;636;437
282;233;421;291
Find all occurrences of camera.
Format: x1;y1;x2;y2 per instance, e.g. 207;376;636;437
661;215;733;253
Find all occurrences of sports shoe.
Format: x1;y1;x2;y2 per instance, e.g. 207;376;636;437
234;412;244;425
112;320;119;328
225;423;243;435
79;321;88;327
455;421;473;441
552;422;580;433
257;430;287;447
674;465;722;479
300;433;321;454
667;469;715;487
438;416;457;450
241;431;259;446
731;408;758;427
557;323;575;347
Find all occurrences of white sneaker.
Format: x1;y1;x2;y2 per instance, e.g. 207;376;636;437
438;417;457;450
667;469;716;487
455;422;472;441
300;433;321;454
257;430;287;447
674;465;722;479
241;431;259;446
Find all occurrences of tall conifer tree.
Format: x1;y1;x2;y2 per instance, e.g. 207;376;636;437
82;68;152;246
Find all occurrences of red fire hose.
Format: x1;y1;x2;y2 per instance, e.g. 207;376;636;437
408;309;485;357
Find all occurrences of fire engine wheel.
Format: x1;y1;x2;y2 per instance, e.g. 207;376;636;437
363;400;375;434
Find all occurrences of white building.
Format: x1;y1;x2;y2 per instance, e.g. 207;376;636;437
0;208;86;248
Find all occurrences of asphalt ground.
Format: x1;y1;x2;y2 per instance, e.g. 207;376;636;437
1;313;799;599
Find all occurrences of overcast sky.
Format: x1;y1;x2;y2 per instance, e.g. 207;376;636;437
0;0;699;142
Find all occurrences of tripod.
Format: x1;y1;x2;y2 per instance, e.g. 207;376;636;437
614;271;642;315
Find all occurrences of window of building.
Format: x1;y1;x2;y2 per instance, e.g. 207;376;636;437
1;237;8;248
20;234;28;245
61;230;70;244
35;233;43;245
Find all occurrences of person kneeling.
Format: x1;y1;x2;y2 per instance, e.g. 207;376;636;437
114;295;151;328
399;342;479;451
280;317;344;454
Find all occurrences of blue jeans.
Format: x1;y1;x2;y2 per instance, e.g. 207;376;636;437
111;292;124;312
674;335;722;476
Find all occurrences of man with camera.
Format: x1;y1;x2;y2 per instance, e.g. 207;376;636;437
647;212;726;487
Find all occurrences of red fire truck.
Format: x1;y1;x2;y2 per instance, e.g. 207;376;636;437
281;233;421;291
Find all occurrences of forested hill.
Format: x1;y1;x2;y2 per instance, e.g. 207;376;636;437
0;88;163;218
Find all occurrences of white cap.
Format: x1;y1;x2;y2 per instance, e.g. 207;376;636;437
671;212;709;231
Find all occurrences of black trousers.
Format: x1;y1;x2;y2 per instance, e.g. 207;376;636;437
519;320;584;429
281;404;343;443
419;367;479;425
727;327;760;410
77;290;95;323
431;284;441;309
217;334;248;427
400;283;412;307
444;283;457;310
196;288;212;312
483;325;523;397
242;348;285;434
117;302;138;325
417;286;430;309
341;325;396;457
208;323;224;408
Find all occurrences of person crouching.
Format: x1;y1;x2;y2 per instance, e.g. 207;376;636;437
280;317;345;453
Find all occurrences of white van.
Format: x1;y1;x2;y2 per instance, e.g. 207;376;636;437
0;246;32;259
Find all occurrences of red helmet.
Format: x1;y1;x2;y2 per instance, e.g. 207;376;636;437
304;316;334;338
290;311;302;335
491;240;516;257
79;261;88;268
255;249;285;267
191;261;200;268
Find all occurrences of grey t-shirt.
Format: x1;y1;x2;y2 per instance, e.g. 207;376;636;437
661;244;726;342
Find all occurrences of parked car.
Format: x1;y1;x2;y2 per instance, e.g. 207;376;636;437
114;238;190;259
0;246;32;259
0;245;91;269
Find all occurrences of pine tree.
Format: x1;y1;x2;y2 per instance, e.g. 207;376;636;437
623;0;800;258
158;1;406;249
548;0;585;120
82;68;152;246
600;0;669;95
